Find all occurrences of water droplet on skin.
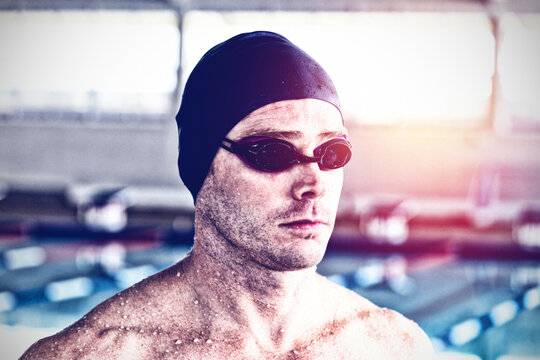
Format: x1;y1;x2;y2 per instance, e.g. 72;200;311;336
153;331;157;336
140;329;144;333
206;339;213;344
147;302;151;305
123;315;128;319
193;338;200;343
175;340;182;344
176;272;181;277
293;350;299;355
194;300;199;305
120;302;124;306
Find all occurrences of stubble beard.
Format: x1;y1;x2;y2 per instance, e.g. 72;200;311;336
196;171;331;272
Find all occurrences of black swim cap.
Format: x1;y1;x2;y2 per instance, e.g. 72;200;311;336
176;31;341;201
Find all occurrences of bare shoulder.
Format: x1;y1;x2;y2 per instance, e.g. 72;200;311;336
353;307;435;360
19;315;141;360
20;287;146;359
318;275;435;360
20;264;190;360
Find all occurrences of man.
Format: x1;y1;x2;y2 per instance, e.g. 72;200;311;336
22;31;434;359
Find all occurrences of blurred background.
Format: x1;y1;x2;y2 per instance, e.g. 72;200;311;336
1;0;539;359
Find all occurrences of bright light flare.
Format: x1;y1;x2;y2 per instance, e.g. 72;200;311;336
183;11;495;126
336;13;495;125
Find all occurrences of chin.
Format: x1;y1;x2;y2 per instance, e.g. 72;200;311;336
261;241;328;271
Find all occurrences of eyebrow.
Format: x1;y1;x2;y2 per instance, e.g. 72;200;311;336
237;128;347;141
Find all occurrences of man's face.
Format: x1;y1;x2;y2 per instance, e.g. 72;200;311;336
196;98;346;271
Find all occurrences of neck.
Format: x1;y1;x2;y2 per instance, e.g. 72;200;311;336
179;222;322;350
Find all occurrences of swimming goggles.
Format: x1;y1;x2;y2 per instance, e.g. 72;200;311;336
220;136;352;172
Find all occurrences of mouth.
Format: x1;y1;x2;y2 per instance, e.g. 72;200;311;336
279;219;328;231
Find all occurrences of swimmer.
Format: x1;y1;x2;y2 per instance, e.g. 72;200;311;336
22;31;435;360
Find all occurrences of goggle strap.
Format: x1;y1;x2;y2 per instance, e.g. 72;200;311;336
220;139;235;153
296;155;319;164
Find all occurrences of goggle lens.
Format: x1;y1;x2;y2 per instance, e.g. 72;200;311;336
318;141;352;170
254;141;297;171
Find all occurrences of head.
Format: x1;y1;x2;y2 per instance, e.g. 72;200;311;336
176;31;350;271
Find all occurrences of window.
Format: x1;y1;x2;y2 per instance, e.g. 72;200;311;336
0;10;180;120
496;13;540;133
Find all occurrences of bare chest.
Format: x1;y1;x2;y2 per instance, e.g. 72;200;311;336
106;325;389;360
119;339;362;360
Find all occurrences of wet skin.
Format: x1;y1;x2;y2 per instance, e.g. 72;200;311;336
21;99;434;360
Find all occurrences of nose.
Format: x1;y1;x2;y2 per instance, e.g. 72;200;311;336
291;162;327;201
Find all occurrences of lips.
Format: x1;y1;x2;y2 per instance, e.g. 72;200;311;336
279;219;328;230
